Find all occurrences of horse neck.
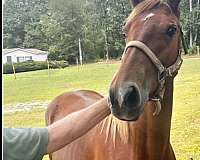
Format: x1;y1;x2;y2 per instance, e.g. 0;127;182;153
128;77;174;158
145;77;174;137
99;78;174;158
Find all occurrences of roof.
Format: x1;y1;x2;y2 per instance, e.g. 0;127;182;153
3;48;48;55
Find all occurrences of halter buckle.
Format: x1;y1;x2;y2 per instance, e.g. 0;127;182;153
150;98;162;116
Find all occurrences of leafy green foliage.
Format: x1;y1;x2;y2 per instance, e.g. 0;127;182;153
3;0;200;59
3;0;49;48
180;0;200;48
3;61;68;74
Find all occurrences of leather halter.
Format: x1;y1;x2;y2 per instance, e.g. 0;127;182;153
122;35;184;115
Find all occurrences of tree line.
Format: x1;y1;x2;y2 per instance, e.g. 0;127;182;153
3;0;200;62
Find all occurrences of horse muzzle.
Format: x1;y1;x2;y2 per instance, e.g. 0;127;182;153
109;82;148;121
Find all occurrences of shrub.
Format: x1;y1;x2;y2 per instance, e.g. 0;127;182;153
3;63;14;74
3;61;69;74
67;54;77;65
49;60;69;69
188;45;197;55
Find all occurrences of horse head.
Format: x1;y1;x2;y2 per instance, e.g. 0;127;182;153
108;0;183;121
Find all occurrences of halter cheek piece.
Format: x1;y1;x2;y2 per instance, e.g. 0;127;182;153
122;30;185;116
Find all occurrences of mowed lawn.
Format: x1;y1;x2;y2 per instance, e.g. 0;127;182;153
3;57;200;160
3;62;119;106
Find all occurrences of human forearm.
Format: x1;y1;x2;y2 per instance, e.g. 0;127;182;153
47;97;110;153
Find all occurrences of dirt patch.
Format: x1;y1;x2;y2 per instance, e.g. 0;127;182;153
3;101;50;114
182;55;200;59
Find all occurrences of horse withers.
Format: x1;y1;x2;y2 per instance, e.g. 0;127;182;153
46;0;183;159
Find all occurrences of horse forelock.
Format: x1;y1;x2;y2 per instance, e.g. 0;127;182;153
125;0;160;24
123;0;174;32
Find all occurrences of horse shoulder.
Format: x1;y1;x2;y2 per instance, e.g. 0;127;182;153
45;90;103;125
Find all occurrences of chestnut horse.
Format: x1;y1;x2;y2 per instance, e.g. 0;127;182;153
46;0;185;159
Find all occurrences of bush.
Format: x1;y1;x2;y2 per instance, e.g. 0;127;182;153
3;63;14;74
188;45;197;55
49;60;69;69
67;54;77;65
3;61;69;74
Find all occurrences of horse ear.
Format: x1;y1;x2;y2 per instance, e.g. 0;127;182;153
130;0;144;7
167;0;181;15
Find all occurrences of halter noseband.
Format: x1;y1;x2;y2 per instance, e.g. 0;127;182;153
122;36;184;116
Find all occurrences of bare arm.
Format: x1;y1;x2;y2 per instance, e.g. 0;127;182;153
46;97;110;153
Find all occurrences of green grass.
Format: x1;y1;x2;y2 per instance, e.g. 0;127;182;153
172;58;200;160
3;108;49;160
3;58;200;160
3;62;119;106
3;108;46;127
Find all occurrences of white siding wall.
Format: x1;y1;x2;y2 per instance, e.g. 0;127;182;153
32;55;47;61
3;50;47;64
3;55;7;64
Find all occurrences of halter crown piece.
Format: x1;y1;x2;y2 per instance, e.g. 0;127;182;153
122;37;184;116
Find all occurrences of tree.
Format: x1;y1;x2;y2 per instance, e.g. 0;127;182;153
180;0;200;50
3;0;49;48
3;0;200;58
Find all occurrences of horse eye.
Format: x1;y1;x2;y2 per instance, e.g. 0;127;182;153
166;25;177;37
122;33;127;39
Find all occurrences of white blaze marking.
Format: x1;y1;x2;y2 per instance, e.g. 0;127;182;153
143;13;155;21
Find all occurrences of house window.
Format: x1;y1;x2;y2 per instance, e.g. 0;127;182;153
17;57;24;62
7;56;12;63
25;56;32;61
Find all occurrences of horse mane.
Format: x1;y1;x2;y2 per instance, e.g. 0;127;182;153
99;115;132;147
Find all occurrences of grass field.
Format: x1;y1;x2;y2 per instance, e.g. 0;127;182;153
3;58;200;160
3;62;119;106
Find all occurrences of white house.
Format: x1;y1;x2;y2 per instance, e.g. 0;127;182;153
3;48;48;64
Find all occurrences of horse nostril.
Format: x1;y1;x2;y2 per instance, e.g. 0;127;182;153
124;86;141;108
109;88;115;107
